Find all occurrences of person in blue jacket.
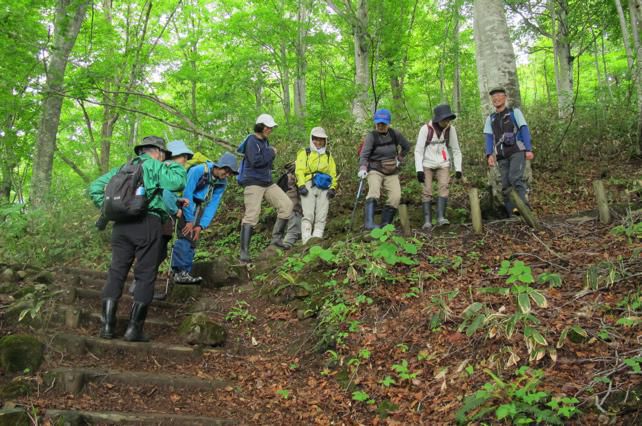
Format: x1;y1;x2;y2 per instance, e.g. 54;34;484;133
237;113;293;264
171;152;239;283
483;87;534;216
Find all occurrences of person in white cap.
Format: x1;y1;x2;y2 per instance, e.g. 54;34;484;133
237;113;293;263
294;126;337;244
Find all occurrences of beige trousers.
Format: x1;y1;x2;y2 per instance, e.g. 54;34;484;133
242;184;293;226
366;171;401;208
300;181;330;243
422;167;450;202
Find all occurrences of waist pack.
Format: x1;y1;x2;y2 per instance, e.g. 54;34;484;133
312;172;332;190
377;158;399;175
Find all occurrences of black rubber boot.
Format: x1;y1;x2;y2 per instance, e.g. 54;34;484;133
436;197;450;225
504;201;514;218
99;298;118;339
123;302;149;342
364;198;378;230
239;223;253;264
422;201;433;230
270;218;289;249
380;205;397;227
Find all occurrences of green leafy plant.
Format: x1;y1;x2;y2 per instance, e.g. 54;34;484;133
225;300;256;323
352;389;375;404
276;389;290;399
391;359;418;381
456;366;580;425
369;225;418;266
427;289;459;330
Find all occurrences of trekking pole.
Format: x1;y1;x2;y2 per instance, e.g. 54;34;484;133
350;177;365;231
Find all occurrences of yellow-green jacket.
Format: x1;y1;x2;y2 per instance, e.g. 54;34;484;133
295;148;337;190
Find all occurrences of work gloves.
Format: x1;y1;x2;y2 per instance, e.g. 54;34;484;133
299;186;309;196
357;168;368;179
455;171;462;180
416;171;425;183
327;189;336;199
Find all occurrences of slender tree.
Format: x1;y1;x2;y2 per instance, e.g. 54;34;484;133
31;0;89;205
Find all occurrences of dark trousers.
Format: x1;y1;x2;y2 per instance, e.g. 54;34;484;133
498;151;527;204
103;214;162;305
157;218;175;269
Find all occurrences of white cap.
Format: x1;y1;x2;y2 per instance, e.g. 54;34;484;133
256;113;277;128
310;127;328;139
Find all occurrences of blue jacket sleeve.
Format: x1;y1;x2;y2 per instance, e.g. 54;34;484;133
519;125;533;151
245;139;275;169
198;181;227;229
485;134;494;156
181;165;203;223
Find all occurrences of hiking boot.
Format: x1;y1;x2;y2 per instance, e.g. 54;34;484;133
240;223;253;264
270;217;290;249
173;270;202;284
364;198;378;230
123;302;149;342
436;197;450;226
422;201;433;230
380;205;397;227
99;298;118;339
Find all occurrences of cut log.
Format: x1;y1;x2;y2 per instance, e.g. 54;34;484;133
509;190;540;229
398;204;411;236
592;179;611;224
468;188;483;234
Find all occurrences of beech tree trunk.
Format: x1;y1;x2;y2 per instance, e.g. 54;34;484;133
615;0;635;76
633;0;642;153
452;2;462;115
473;0;522;113
31;0;89;205
549;0;574;118
294;0;309;122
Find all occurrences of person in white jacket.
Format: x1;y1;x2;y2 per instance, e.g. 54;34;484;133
414;104;462;229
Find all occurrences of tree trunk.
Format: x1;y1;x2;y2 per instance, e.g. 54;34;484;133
633;0;642;154
352;0;369;125
293;0;309;122
452;2;462;115
279;40;291;123
31;0;89;206
615;0;635;76
473;0;522;114
549;0;573;118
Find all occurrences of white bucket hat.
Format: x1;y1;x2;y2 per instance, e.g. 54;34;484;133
310;127;328;139
255;113;277;128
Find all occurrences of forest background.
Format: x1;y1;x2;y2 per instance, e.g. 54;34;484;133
0;0;640;262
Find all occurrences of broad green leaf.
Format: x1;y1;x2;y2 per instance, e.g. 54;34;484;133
528;289;548;308
518;292;531;314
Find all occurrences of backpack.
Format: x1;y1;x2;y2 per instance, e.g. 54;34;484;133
276;172;290;192
236;135;252;183
102;158;159;222
426;123;451;147
357;130;398;157
186;152;212;189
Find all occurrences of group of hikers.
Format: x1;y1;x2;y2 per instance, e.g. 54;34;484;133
89;86;533;342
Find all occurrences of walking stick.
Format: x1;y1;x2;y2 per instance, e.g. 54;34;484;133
154;216;181;301
350;177;365;231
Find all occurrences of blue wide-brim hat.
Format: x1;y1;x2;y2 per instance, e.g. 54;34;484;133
216;152;239;175
167;140;194;159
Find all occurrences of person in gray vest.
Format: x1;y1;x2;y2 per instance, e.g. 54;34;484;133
483;87;534;216
414;104;462;229
358;109;410;229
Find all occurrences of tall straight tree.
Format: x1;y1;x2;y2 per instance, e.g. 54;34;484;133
473;0;521;113
31;0;89;205
326;0;370;125
633;0;642;153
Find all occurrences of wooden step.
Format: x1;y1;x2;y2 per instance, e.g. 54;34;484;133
56;305;178;333
47;367;229;394
61;287;184;310
44;409;236;425
51;333;219;360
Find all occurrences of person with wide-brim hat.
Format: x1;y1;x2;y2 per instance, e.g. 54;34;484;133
88;135;186;342
414;104;463;229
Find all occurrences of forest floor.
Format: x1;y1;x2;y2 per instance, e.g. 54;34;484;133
1;158;641;425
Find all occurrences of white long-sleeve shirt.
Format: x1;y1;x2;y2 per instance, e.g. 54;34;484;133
414;121;462;172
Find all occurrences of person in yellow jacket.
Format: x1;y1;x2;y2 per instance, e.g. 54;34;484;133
295;127;338;244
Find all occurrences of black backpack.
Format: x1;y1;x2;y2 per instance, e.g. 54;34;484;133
102;158;159;222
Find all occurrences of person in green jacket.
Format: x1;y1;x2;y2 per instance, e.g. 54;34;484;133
88;136;186;342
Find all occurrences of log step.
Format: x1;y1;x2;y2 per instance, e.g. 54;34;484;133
51;333;219;359
44;409;236;425
61;287;183;310
47;367;229;394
